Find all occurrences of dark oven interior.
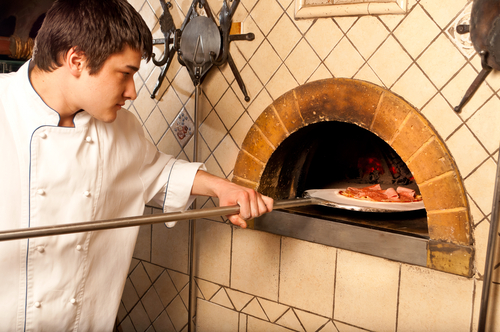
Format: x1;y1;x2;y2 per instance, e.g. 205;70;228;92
257;121;428;239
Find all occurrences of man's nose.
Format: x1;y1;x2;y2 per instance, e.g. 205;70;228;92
124;78;137;100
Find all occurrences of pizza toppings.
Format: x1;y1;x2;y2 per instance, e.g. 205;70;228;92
339;184;422;203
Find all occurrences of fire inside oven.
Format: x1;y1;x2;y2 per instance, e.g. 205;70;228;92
256;121;428;241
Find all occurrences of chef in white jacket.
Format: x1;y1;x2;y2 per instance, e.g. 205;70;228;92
0;0;273;331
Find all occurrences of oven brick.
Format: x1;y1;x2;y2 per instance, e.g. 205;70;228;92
272;90;304;134
255;106;289;148
391;113;434;162
427;240;474;277
241;125;275;164
370;91;413;142
293;79;382;129
427;209;471;245
233;150;265;186
419;172;467;211
406;137;455;183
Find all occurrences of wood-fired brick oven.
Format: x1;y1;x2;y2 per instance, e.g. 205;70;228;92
232;78;474;277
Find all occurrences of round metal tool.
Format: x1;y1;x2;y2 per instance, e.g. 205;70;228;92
179;15;221;85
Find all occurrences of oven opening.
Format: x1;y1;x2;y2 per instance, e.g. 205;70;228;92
257;121;428;240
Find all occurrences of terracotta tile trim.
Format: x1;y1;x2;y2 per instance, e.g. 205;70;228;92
271;105;290;136
388;112;413;146
368;91;385;132
240;149;266;166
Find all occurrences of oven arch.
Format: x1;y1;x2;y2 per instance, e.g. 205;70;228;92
233;78;473;277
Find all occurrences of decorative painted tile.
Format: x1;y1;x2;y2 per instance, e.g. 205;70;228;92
172;109;194;148
444;2;474;59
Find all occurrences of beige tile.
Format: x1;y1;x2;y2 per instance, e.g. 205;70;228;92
241;0;259;13
446;126;488;178
129;302;151;332
472;280;482;332
247;316;295;332
142;287;164;321
324;37;364;78
226;288;254;311
199;110;226;151
166;295;188;331
398;265;474;332
334;250;399;332
130;263;153;297
233;65;264;104
259;298;289;323
247;89;273;121
242;297;269;320
232;0;250;22
333;16;358;33
485;68;500;92
171;67;195;104
231;229;281;300
421;94;462;140
240;313;248;332
347;16;389;60
152;310;176;332
249;40;283;85
285;39;321;85
468;195;486;226
168;269;189;292
215;89;245;129
474;220;490;279
379;13;405;31
267;14;302;60
280;237;335;317
305;18;343;60
295;309;329;332
196;278;222;301
157;129;182;157
287;6;314;34
464;158;497;214
276;309;304;332
308;64;333;83
368;35;412;87
204;155;225;179
134;85;157;122
152;221;190;273
441;64;494;121
157;85;183;124
250;0;284;36
134;225;152;261
230;112;254;148
419;0;469;29
417;34;466;89
266;65;299;100
240;16;266;61
333;320;365;332
129;0;146;11
154;271;178;307
166;55;183;84
194;219;232;286
139;1;156;30
467;97;500;154
211;288;235;309
278;0;293;11
354;64;384;87
393;4;440;59
196;300;238;332
392;63;437;109
213;135;239;176
201;67;230;108
144;107;168;144
122;278;140;312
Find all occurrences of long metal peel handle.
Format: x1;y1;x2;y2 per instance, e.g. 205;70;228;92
0;198;318;242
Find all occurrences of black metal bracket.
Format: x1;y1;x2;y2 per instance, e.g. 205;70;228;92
150;0;254;101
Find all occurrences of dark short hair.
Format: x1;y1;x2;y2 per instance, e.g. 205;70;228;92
33;0;153;74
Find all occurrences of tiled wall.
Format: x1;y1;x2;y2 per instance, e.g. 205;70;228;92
117;0;499;331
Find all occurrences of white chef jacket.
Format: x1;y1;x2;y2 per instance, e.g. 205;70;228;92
0;61;203;331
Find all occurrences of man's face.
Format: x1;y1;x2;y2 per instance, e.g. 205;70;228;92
78;45;141;123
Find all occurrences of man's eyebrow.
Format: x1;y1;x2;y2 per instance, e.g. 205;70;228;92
126;65;140;72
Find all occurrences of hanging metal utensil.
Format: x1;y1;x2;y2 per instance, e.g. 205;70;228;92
455;0;500;112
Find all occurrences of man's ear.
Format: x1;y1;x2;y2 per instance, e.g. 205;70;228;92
65;47;86;77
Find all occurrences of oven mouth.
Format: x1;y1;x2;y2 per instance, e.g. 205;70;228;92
233;78;474;277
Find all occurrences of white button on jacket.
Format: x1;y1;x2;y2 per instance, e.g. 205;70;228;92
0;62;204;331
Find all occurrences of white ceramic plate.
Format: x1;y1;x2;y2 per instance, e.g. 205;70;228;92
304;189;425;212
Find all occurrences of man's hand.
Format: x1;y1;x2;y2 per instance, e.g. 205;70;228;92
191;171;273;228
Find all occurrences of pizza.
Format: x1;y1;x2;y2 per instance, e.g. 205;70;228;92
339;184;423;203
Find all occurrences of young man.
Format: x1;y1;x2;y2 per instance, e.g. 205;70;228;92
0;0;273;330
